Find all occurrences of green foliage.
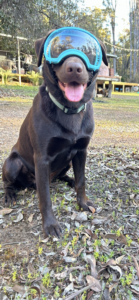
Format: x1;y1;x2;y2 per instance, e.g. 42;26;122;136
54;286;60;298
120;272;133;286
0;68;15;85
42;272;51;288
27;71;40;86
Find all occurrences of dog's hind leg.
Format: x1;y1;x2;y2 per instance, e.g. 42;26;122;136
57;163;75;188
2;152;27;206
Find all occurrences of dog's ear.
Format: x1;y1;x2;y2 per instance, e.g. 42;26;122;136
98;39;108;66
35;29;56;67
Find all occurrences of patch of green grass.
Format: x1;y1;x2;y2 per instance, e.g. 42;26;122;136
0;84;38;98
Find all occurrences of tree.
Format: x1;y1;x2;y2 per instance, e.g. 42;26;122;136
129;0;139;82
103;0;117;74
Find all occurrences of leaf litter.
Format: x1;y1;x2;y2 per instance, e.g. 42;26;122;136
0;94;139;299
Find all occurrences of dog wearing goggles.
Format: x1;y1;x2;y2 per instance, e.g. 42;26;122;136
2;28;108;238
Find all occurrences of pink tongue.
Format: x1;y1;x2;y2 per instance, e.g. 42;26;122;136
65;83;84;102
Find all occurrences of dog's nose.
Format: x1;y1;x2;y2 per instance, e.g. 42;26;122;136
66;62;83;74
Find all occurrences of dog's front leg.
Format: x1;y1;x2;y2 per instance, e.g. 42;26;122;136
34;155;62;237
72;150;95;211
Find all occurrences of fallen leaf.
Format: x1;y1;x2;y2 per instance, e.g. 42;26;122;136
61;242;71;257
30;231;40;236
28;213;34;222
63;257;77;263
71;212;77;220
109;283;118;293
73;248;84;258
12;285;27;295
115;255;125;264
85;229;95;239
132;256;139;279
55;266;85;280
75;212;88;221
86;256;98;279
13;213;23;222
105;233;127;245
88;206;95;213
86;290;94;300
109;265;122;279
131;285;139;292
41;237;49;243
45;252;55;256
0;208;13;215
63;282;74;295
91;216;107;225
103;288;111;300
86;275;102;292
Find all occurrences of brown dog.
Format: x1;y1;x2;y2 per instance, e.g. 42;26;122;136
2;30;108;237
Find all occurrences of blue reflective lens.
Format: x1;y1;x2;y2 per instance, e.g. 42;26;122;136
44;27;102;71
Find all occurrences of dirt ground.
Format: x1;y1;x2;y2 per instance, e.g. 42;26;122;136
0;88;139;300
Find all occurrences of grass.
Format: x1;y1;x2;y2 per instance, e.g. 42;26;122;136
92;97;139;148
0;84;38;98
113;92;139;96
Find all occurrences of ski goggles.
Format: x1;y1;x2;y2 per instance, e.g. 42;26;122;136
44;27;102;71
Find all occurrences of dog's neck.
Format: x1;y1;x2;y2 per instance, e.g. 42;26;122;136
46;86;87;115
40;85;93;135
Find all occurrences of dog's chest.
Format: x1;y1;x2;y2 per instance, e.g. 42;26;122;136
47;136;90;158
48;136;90;172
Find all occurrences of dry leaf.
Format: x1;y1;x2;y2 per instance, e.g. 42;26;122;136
87;290;94;300
132;256;139;279
105;233;127;245
91;216;107;225
12;284;27;295
28;213;34;222
86;275;102;292
0;208;13;215
61;242;71;257
103;288;111;300
71;212;77;220
73;248;84;258
88;206;95;213
13;213;23;222
85;229;95;239
115;255;125;264
86;256;98;279
63;282;74;295
63;257;77;263
75;212;88;221
41;237;49;243
109;283;118;293
109;265;122;279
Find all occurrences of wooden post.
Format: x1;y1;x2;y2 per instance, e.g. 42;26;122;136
17;39;21;85
92;81;97;99
108;81;113;98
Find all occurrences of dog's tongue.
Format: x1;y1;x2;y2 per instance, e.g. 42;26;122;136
65;82;84;102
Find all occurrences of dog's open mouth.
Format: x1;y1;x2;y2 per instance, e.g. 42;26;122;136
58;81;87;102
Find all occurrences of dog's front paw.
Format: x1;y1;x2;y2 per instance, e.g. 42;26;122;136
43;215;62;238
78;199;95;213
4;189;16;207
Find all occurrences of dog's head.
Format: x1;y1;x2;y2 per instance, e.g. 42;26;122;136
35;29;108;105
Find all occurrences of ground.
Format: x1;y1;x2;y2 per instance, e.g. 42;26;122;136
0;85;139;300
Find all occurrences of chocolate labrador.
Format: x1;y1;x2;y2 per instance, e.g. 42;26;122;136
2;29;108;237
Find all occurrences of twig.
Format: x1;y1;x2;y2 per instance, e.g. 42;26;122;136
2;241;28;246
64;284;93;300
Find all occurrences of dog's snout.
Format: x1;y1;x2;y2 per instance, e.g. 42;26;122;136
66;62;83;74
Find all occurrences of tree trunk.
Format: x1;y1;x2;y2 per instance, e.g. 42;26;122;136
134;9;137;76
130;11;133;80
